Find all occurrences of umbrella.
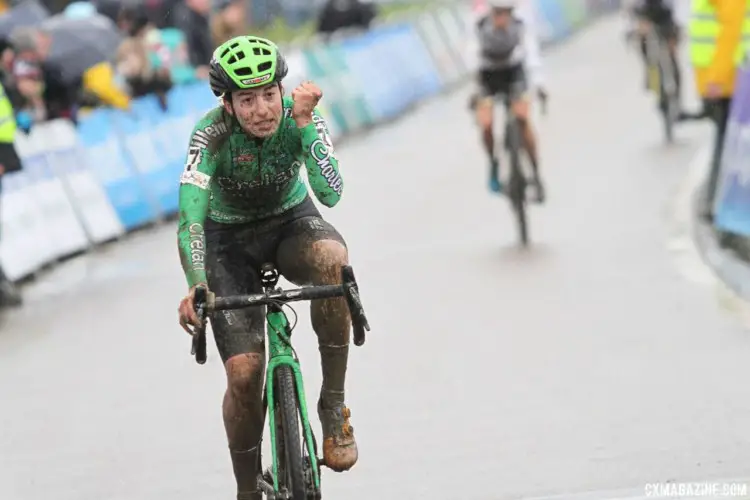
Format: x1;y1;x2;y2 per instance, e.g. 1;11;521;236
0;0;50;39
41;13;123;83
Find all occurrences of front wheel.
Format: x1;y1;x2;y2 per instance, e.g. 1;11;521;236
505;118;529;246
275;365;307;499
509;175;529;246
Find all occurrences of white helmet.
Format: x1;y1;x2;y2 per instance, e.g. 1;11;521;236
488;0;517;9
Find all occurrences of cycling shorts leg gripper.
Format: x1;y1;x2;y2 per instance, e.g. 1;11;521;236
205;228;266;363
274;216;347;286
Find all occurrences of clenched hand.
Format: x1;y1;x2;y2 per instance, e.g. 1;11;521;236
292;81;323;128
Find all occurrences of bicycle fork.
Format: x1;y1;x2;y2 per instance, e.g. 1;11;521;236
260;309;322;497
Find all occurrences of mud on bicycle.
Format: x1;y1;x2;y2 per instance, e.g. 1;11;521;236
189;264;371;500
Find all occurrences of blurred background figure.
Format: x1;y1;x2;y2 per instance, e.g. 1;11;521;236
0;79;22;307
211;0;247;46
688;0;750;223
7;26;50;126
171;0;212;79
116;3;172;106
317;0;377;38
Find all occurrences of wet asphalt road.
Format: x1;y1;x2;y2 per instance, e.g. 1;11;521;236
3;14;750;500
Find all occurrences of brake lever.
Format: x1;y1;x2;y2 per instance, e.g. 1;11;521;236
341;265;371;347
191;286;208;365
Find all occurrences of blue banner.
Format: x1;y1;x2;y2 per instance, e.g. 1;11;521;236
714;63;750;235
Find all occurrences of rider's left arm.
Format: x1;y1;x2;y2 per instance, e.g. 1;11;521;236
298;108;343;208
517;4;544;90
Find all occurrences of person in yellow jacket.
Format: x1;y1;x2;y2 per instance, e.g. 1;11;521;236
0;81;23;307
80;61;131;113
689;0;750;221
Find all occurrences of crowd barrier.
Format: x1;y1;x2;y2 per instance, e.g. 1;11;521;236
713;59;750;237
0;0;621;282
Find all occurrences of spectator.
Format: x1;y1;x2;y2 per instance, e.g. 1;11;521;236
159;27;197;86
688;0;750;222
0;80;23;307
0;44;24;114
93;0;120;23
80;60;130;111
317;0;377;37
10;25;80;123
171;0;212;79
211;0;247;47
116;4;172;107
7;27;47;125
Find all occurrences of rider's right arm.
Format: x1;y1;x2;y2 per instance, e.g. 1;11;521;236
177;122;219;289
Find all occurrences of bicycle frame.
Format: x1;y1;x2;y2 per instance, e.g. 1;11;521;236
265;303;321;492
189;264;370;498
493;84;528;182
644;26;676;97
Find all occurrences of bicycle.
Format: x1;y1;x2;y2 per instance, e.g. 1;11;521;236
642;21;680;143
493;83;547;247
189;263;371;500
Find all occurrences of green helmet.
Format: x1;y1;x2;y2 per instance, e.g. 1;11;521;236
209;35;289;97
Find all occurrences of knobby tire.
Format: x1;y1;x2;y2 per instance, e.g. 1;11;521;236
655;39;677;144
506;118;529;246
275;365;307;499
660;62;677;144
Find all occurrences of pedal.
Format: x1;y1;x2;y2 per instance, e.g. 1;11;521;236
257;471;276;497
262;468;274;484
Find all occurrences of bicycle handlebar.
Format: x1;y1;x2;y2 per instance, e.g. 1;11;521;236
189;265;371;365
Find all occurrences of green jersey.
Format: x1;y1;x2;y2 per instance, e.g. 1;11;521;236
177;96;343;287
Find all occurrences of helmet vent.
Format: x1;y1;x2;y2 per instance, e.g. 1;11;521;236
235;67;252;76
257;61;272;72
227;50;246;65
252;47;272;56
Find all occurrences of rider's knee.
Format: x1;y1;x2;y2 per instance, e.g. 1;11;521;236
476;100;493;128
225;353;264;402
309;240;348;284
512;100;530;122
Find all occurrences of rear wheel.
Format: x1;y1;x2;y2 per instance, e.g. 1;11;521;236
275;365;306;499
662;92;678;143
658;43;678;143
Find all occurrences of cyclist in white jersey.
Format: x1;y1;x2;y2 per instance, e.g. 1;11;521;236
474;0;548;201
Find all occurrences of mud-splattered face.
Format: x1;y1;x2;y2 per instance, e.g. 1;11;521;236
225;84;283;138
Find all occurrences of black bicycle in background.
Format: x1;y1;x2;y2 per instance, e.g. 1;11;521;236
643;21;680;143
625;12;682;143
494;82;547;247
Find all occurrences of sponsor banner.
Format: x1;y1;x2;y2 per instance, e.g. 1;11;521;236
415;10;465;86
714;62;750;236
21;127;90;260
39;120;125;244
339;22;442;122
0;169;53;280
76;110;158;231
